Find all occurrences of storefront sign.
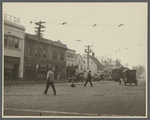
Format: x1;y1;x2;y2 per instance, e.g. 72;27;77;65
4;13;21;24
4;56;20;64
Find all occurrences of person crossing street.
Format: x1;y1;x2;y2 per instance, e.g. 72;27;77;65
84;70;93;87
44;66;56;95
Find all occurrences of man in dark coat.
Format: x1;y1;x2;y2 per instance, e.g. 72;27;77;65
44;66;56;95
84;70;93;87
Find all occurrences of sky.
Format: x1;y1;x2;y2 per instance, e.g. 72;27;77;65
3;3;147;69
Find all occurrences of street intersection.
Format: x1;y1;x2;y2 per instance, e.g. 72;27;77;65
3;80;146;117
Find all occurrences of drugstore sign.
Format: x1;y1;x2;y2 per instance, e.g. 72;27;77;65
4;13;21;24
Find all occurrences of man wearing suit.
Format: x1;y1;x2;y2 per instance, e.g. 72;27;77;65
84;70;93;87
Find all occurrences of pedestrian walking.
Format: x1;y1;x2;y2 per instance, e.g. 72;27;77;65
44;66;56;95
84;70;93;87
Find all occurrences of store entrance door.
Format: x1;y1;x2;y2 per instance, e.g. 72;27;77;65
4;63;19;81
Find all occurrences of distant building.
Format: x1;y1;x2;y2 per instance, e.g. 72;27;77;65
66;49;76;79
74;54;86;74
24;33;67;81
66;49;76;66
4;19;25;81
101;60;124;75
82;52;103;77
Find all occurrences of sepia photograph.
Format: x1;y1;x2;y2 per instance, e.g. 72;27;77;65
2;2;148;118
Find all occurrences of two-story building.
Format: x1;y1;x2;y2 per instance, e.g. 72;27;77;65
65;49;76;79
4;19;25;81
24;33;67;81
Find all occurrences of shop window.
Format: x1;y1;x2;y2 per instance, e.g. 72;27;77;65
60;53;64;61
67;52;70;57
53;51;57;59
39;47;41;57
43;50;46;58
35;48;38;57
8;36;14;47
4;36;7;46
14;38;19;48
4;35;20;48
28;47;32;56
72;54;74;58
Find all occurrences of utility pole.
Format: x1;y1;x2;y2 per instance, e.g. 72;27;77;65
84;45;93;70
34;21;46;81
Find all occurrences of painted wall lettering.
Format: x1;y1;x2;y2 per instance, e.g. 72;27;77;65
4;13;21;24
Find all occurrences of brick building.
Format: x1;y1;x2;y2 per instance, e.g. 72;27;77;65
24;33;67;81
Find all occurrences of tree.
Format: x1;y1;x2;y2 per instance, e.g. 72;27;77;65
132;65;145;78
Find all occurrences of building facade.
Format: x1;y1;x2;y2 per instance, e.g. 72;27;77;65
24;33;67;81
82;53;103;77
74;54;86;74
66;49;76;66
4;19;25;81
101;60;124;75
66;49;76;79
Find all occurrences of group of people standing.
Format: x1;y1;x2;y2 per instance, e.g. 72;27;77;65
44;66;94;95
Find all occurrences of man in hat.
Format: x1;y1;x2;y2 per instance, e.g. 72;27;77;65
44;66;56;95
84;70;93;87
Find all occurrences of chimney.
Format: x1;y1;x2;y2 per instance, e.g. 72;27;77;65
92;52;95;57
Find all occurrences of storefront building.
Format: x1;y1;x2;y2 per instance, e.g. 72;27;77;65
4;19;25;81
66;49;77;79
24;33;67;81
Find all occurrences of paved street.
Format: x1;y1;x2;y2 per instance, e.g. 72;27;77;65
3;79;146;117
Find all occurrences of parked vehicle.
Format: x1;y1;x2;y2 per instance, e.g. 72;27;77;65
122;70;138;86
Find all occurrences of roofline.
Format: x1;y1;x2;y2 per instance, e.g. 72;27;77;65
88;55;103;66
75;54;84;62
25;33;68;49
4;20;25;31
67;49;76;52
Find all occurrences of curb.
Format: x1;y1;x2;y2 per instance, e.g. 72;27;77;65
4;81;71;85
